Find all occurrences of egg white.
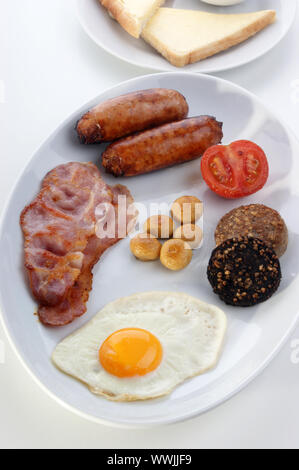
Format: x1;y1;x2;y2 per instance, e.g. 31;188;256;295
52;292;227;401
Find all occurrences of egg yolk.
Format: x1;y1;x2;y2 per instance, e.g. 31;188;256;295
99;328;163;378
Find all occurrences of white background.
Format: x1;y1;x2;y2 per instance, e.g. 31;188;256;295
0;0;299;449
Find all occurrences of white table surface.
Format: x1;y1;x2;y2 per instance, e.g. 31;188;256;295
0;0;299;450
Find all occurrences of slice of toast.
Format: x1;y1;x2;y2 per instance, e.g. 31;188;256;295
142;8;276;67
100;0;166;38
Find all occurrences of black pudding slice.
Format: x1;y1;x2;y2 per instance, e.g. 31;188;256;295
207;237;281;307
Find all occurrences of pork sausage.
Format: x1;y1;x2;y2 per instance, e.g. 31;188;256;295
76;88;189;144
101;116;223;177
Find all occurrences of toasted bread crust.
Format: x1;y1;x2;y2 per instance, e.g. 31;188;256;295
100;0;165;38
142;10;276;67
100;0;140;37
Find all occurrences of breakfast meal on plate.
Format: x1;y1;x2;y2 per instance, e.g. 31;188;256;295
76;88;188;144
171;196;203;224
201;140;269;199
174;224;203;250
130;233;162;261
207;237;281;307
143;215;175;239
20;162;135;327
99;0;276;67
142;8;276;67
215;204;288;258
99;0;166;38
160;239;192;271
102;116;223;177
52;291;227;401
15;78;292;414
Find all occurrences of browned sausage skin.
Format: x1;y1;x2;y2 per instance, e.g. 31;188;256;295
76;89;189;144
102;116;223;177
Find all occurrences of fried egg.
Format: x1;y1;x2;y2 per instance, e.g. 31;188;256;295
52;292;227;401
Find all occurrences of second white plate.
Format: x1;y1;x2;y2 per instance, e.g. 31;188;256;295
77;0;297;73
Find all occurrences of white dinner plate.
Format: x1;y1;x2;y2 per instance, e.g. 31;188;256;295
76;0;297;74
1;72;299;427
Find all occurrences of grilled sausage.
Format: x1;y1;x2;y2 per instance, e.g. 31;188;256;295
76;88;189;144
101;116;223;177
